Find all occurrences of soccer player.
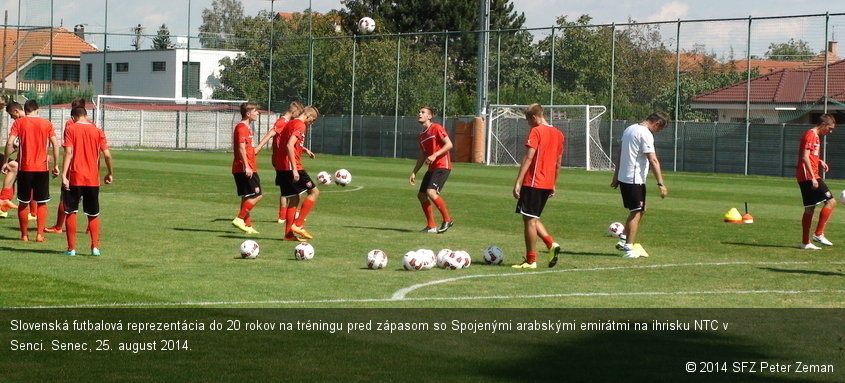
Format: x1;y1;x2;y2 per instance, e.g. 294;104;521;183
409;107;454;233
60;107;113;256
512;104;564;269
46;97;88;234
2;99;60;242
231;102;262;235
255;101;305;224
0;101;24;217
796;113;837;250
278;106;320;241
610;111;669;258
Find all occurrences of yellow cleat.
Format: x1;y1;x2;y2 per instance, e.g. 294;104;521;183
633;243;650;258
548;242;561;268
245;226;259;235
291;224;314;239
511;262;537;269
231;217;250;233
0;210;7;218
28;213;36;221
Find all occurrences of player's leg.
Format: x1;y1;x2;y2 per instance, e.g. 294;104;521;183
512;215;538;269
46;188;67;233
0;159;19;210
277;196;287;224
63;186;81;256
798;180;823;249
417;171;437;232
534;219;561;268
82;186;102;256
15;171;33;241
291;171;317;238
232;173;259;233
811;180;836;246
32;171;50;242
285;194;301;240
428;170;453;232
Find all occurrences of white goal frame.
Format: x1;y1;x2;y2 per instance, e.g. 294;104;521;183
485;104;611;170
95;95;248;150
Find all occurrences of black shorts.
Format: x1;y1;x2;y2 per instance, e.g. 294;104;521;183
418;169;451;194
619;182;646;212
233;172;262;198
515;186;553;218
276;170;316;198
17;171;50;203
64;186;100;216
798;179;833;207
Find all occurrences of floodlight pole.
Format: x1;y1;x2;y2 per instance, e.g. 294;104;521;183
474;0;490;117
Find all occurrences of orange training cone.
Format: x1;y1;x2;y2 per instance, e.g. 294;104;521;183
741;213;754;223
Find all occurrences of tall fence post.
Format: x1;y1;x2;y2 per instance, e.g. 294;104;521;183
744;16;752;175
549;26;556;105
673;19;681;172
442;31;449;135
393;34;401;158
609;23;615;164
349;37;357;156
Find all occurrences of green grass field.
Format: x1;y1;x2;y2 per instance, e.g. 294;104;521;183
1;150;843;308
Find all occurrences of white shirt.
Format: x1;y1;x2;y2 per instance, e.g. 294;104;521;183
617;123;655;184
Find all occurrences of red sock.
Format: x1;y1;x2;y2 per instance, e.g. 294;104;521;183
53;201;66;228
66;212;77;251
244;216;253;227
17;206;28;236
238;200;255;220
526;251;537;264
802;212;813;244
36;203;47;235
421;200;436;228
88;216;100;249
432;197;451;222
541;235;554;249
0;187;12;200
285;207;297;236
816;207;833;236
295;199;315;227
278;205;286;221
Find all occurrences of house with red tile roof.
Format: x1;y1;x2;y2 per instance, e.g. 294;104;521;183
0;27;98;94
690;42;842;124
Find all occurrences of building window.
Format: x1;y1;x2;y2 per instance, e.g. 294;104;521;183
182;61;200;98
116;62;129;72
86;63;93;83
152;61;166;72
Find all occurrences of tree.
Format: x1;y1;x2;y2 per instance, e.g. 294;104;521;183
152;24;172;49
766;38;813;61
199;0;246;49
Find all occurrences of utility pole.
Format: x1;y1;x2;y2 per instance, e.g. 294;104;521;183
131;24;143;50
475;0;490;117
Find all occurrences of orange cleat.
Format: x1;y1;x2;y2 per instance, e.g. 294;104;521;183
45;226;63;234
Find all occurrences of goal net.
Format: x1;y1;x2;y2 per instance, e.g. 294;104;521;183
94;95;247;150
485;104;612;170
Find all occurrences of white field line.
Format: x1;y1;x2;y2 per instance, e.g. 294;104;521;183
100;186;364;195
6;261;843;309
390;261;845;300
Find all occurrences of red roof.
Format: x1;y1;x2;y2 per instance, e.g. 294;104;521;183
0;27;98;78
691;59;845;104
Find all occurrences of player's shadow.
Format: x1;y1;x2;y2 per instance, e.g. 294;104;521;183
721;241;796;249
758;267;844;277
0;246;57;255
172;227;232;234
567;251;624;258
344;225;414;233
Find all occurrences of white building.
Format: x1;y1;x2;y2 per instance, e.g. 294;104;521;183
80;48;243;99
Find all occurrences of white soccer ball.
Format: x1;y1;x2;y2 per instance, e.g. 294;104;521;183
317;171;333;185
357;17;376;34
402;250;425;271
482;246;504;265
366;249;388;269
840;189;845;203
334;169;352;186
436;249;453;268
607;222;625;237
417;249;436;270
294;242;315;261
240;240;260;259
455;250;471;268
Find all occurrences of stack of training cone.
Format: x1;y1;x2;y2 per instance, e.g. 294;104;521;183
724;208;742;223
742;213;754;223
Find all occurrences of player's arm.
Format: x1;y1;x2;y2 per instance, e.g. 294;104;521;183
303;146;315;159
238;141;252;178
801;148;818;188
426;135;453;164
49;136;60;176
2;134;17;174
254;129;276;155
61;145;74;190
285;135;299;181
551;151;563;197
409;151;426;185
513;147;536;199
102;149;114;184
610;149;621;188
646;152;667;198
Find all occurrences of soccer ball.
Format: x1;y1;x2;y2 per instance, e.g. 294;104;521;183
402;250;425;271
840;189;845;203
436;249;453;268
455;250;471;268
334;169;352;186
607;222;625;237
294;242;315;261
417;249;436;270
441;251;464;270
482;246;504;265
317;171;333;185
240;240;260;259
357;17;376;34
366;249;388;269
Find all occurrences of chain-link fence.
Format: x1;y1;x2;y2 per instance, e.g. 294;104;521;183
0;2;843;177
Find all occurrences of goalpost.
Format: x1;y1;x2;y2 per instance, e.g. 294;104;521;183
95;95;248;150
485;104;612;170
